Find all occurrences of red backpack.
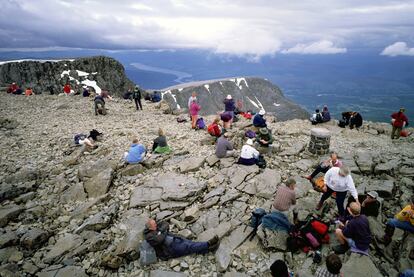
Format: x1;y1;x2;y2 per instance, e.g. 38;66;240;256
207;123;221;137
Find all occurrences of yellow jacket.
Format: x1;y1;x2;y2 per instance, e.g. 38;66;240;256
395;205;414;225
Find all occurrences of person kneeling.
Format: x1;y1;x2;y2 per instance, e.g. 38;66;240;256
238;139;259;166
333;202;372;255
124;138;146;164
144;219;219;261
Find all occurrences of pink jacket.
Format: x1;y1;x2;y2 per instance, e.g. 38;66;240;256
189;102;201;116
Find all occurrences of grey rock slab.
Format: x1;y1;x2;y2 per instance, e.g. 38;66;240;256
83;168;114;198
255;169;281;199
179;157;206;173
159;201;190;211
206;155;220;167
37;266;88;277
20;228;49;250
183;205;199;222
75;203;119;233
130;186;163;208
0;232;18;249
280;142;306;156
292;175;312;199
203;187;225;201
354;151;375;174
400;166;414;176
197;221;233;241
150;270;187;277
256;225;288;251
0;204;24;227
4;166;40;184
215;225;253;272
294;159;314;172
340;154;359;174
374;159;400;175
70;194;109;220
77;158;117;180
223;272;250;277
342;253;383;277
43;233;83;264
156;210;174;221
120;164;145;176
227;164;259;188
365;180;394;198
201;196;220;209
60;183;87;203
220;188;241;205
151;173;207;201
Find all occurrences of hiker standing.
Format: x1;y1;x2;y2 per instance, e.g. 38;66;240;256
188;92;197;117
316;166;358;217
223;94;235;118
189;100;201;129
133;86;143;110
391;108;409;139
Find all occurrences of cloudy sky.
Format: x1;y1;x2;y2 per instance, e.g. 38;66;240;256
1;0;414;59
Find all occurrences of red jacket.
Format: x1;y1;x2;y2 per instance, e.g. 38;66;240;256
63;84;71;94
208;123;221;137
391;112;408;128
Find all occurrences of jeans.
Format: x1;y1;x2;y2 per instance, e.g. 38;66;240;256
388;218;414;233
319;186;348;216
310;164;330;179
169;237;209;258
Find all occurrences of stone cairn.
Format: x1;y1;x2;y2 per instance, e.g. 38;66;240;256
308;128;331;155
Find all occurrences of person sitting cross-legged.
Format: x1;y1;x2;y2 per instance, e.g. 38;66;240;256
215;132;235;158
144;219;220;260
333;202;372;255
238;139;259;166
152;128;172;154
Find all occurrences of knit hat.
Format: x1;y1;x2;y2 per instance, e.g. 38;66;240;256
259;110;265;115
226;94;232;100
246;139;253;146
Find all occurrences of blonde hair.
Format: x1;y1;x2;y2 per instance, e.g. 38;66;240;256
214;117;220;124
158;128;165;136
349;202;361;215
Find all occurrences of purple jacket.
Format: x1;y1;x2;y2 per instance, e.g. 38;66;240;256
189;102;201;116
224;99;235;112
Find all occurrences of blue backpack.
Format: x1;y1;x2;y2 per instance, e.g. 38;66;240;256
196;118;206;129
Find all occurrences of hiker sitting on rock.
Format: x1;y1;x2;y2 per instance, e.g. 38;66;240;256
63;83;71;95
305;151;342;181
152;128;171;154
238;139;259;166
377;196;414;259
189;100;201;129
391;107;409;139
310;109;323;125
256;127;274;149
322;105;331;122
253;110;267;128
333;202;372;255
207;118;222;138
124;138;146;164
316;166;358;217
7;82;19;94
25;87;34;96
94;95;106;115
144;219;220;260
349;111;363;129
215;132;235;158
272;178;297;223
346;191;380;218
315;253;342;277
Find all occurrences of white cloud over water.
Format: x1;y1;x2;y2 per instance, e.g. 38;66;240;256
0;0;414;58
381;42;414;57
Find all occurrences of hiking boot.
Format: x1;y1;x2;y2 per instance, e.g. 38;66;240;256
208;235;220;251
333;244;349;254
208;235;219;247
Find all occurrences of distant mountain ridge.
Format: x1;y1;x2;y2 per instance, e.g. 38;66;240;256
160;77;310;121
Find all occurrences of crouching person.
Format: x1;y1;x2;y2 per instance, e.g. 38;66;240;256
144;219;220;260
94;95;107;115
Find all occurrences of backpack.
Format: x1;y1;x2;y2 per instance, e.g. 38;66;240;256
74;134;86;145
176;115;187;123
299;216;330;249
139;240;157;266
338;120;346;128
207;123;221;137
247;208;267;241
256;154;267;169
245;130;256;138
196;118;206;129
312;176;326;192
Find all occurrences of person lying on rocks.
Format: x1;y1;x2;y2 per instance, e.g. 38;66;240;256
310;109;323;125
152;128;171;154
333;202;372;255
74;134;98;149
253;110;267;128
144;219;220;260
315;253;342;277
94;94;106;115
238;139;260;166
346;191;380;218
215;132;235;158
256;127;274;150
377;196;414;257
304;151;342;181
316;166;358;218
270;259;293;277
272;178;298;223
124;138;146;164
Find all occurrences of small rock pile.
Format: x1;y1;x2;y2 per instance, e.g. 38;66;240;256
0;93;413;277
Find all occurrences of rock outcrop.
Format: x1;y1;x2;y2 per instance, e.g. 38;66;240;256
160;77;310;121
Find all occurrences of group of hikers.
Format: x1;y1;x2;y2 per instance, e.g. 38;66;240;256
309;105;365;130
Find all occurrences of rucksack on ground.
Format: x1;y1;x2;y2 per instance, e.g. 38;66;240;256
196;118;206;129
256;154;266;169
247;208;267;241
245;130;256;138
312;176;325;192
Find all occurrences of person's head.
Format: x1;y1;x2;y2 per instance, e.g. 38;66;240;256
315;109;320;113
132;138;139;144
192;92;197;97
259;110;265;116
338;166;349;177
12;82;16;85
158;128;165;136
214;117;221;124
270;259;289;277
330;151;338;162
145;219;157;231
400;107;405;113
259;128;269;136
323;105;328;111
348;202;361;216
223;132;229;138
286;178;296;190
192;99;197;104
366;191;378;200
246;139;254;146
226;94;232;100
326;253;342;274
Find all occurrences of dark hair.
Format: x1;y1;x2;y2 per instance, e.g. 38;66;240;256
315;109;320;113
326;254;342;274
270;260;289;277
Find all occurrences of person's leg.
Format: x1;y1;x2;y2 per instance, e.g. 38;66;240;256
335;191;347;216
389;218;414;233
317;186;334;209
396;127;402;139
335;228;347;245
310;164;325;179
95;101;99;115
170;237;209;258
134;98;139;110
391;126;397;139
138;98;143;110
225;150;236;157
123;152;128;160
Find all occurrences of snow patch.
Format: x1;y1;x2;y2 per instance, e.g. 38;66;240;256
81;80;101;95
76;70;89;77
61;70;70;78
161;90;180;108
273;103;281;107
0;59;74;65
236;78;249;89
178;88;183;92
254;96;265;111
204;84;211;94
246;96;259;109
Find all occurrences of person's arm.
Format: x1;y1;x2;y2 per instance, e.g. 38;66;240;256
324;168;332;185
347;176;359;202
291;192;296;205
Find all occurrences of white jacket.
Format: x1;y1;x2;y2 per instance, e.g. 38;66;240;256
324;167;358;199
240;145;259;159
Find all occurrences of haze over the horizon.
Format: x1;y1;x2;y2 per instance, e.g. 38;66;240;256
1;0;414;60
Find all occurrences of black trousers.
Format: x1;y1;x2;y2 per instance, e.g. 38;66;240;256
134;98;142;110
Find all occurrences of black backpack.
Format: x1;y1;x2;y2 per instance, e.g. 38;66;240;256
256;154;267;169
246;208;267;241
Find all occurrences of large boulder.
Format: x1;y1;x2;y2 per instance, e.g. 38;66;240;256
83;168;114;198
43;234;83;264
342;253;383;277
0;204;24;227
179;157;206;173
254;169;281;199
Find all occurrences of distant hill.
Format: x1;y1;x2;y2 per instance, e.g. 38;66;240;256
159;77;310;121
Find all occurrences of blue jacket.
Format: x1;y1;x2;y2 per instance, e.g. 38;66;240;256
126;143;146;163
253;114;267;127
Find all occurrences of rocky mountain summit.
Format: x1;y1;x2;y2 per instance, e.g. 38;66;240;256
0;56;134;96
160;77;309;121
0;93;413;277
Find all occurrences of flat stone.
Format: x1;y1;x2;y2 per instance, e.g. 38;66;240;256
223;272;250;277
62;146;85;166
204;187;226;202
0;232;18;249
77;158;117;180
310;128;330;138
220;189;241;205
198;221;233;241
294;159;314;172
43;234;83;264
37;266;88;277
179;157;206;173
400;166;414;176
374;160;399;175
215;225;253;272
355;151;375;174
130;186;163;208
206;155;220;166
255;169;281;199
226;165;260;188
280;142;306;156
183;205;199;222
0;204;24;227
257;225;288;251
120;164;145;176
292;175;311;199
342;253;383;277
201;196;220;209
159;201;190;211
150;270;188;277
83;168;114;198
20;228;49;250
156;210;174;221
75;203;118;233
60;183;87;203
4;167;40;184
365;180;394;198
